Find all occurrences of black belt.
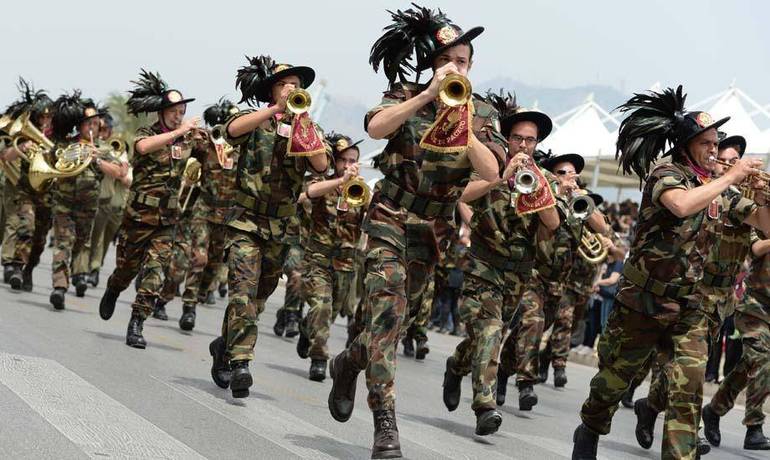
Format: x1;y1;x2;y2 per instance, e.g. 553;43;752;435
379;180;455;218
623;263;695;299
470;243;534;274
234;191;296;218
702;271;735;289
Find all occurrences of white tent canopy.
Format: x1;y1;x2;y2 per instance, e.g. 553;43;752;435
540;94;619;159
692;84;770;154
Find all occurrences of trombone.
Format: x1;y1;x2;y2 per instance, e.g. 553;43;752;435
438;74;472;107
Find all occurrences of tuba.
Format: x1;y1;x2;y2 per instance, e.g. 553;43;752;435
439;74;472;107
286;88;312;115
341;176;371;208
178;157;202;213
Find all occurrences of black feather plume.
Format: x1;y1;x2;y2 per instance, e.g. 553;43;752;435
203;97;238;126
5;77;51;118
482;89;518;119
52;90;84;142
615;85;686;185
236;55;275;106
127;69;168;115
370;3;449;84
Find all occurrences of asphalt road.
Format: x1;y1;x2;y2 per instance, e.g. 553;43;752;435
0;250;762;459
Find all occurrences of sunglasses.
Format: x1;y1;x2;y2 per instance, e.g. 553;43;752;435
555;169;576;176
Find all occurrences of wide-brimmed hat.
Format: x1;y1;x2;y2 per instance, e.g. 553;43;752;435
127;69;195;115
236;56;315;105
501;109;553;141
718;134;747;158
541;153;585;174
326;132;363;158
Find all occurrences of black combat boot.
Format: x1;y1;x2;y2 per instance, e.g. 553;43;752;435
702;403;721;446
152;299;168;320
475;408;503;436
208;336;231;389
621;382;637;408
496;369;509;406
538;356;550;384
88;269;99;287
744;425;770;450
309;359;327;382
179;304;196;331
634;398;658;449
296;327;310;359
401;336;414;357
372;410;402;459
74;274;88;297
218;282;227;298
21;267;33;292
273;309;286;336
99;287;120;320
284;311;300;338
8;264;23;291
126;313;147;349
697;436;711;456
572;423;599;460
415;337;429;360
328;350;360;422
230;360;253;398
3;264;13;284
49;288;66;310
518;382;538;411
442;356;462;411
553;367;567;388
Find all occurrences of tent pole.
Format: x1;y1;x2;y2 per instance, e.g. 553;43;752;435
592;150;601;189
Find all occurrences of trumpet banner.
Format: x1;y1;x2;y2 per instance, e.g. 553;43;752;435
515;165;556;215
419;102;473;153
287;112;326;157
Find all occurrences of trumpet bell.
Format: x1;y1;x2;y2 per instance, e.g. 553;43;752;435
570;195;595;221
210;124;226;144
342;177;371;208
286;89;312;115
439;74;472;107
514;169;539;195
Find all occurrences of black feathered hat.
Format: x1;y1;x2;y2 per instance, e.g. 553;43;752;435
616;85;729;184
126;69;195;115
52;91;85;141
5;77;53;122
484;90;552;141
325;131;363;159
370;3;483;84
203;97;240;127
718;134;746;158
235;55;315;106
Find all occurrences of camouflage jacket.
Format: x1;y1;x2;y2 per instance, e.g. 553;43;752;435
616;162;756;317
533;195;582;285
126;122;209;226
98;149;131;209
363;83;506;261
306;175;365;271
701;187;752;284
195;141;239;225
224;110;331;242
51;139;103;207
742;229;770;324
567;253;600;296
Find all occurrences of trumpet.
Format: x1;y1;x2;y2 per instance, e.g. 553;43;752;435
438;74;472;107
341;176;371;208
708;155;770;199
578;229;608;264
513;168;540;195
569;193;596;221
178;157;202;213
286;88;312;115
210;124;235;167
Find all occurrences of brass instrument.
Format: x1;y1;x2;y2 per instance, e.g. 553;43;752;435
578;229;608;264
210;124;235;167
286;88;312;115
569;193;596;221
341;176;371;208
709;155;770;199
439;74;472;107
178;157;202;213
513;168;539;194
106;136;129;155
0;135;21;185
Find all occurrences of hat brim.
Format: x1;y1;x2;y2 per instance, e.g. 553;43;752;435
160;98;196;111
666;116;730;156
335;139;364;157
256;66;316;103
501;111;553;141
587;193;604;207
80;109;110;123
719;134;747;157
418;26;485;71
542;153;585;174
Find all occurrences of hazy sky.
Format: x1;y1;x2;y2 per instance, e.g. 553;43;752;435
3;0;769;115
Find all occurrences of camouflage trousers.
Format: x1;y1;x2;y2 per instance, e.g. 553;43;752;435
450;271;525;411
404;273;434;344
13;191;52;271
279;243;305;317
709;306;770;427
499;277;563;384
347;240;434;411
301;251;357;360
580;304;709;460
106;219;174;318
546;288;591;369
159;216;209;305
51;199;97;289
183;222;227;307
1;181;20;265
220;229;287;362
89;202;123;272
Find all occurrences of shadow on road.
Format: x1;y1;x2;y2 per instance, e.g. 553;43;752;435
285;433;370;459
83;330;186;352
263;362;312;380
171;375;276;402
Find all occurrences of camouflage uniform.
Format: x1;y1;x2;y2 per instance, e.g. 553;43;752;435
1;168;21;266
275;200;311;327
105;123;208;318
343;84;505;412
89;150;130;273
12;152;55;274
219;110;331;362
707;228;770;428
579;162;756;459
301;180;365;360
447;168;545;412
50;140;103;290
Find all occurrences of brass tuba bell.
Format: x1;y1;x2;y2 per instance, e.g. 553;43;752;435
439;74;472;107
342;176;371;208
286;88;312;115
